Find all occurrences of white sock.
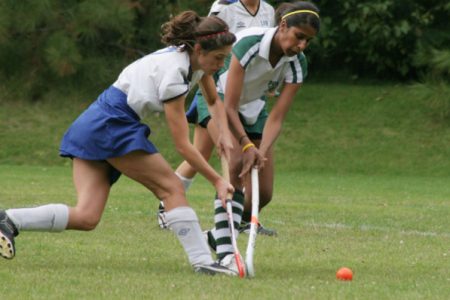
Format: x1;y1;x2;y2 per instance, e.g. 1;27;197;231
175;172;194;191
6;204;69;232
165;206;213;267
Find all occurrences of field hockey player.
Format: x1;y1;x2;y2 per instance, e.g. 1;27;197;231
0;11;241;276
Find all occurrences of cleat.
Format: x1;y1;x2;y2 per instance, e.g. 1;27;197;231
194;262;238;276
238;221;277;236
203;230;217;252
156;201;169;230
217;253;243;276
0;210;19;259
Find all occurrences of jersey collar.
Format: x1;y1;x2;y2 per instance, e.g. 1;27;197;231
258;27;277;60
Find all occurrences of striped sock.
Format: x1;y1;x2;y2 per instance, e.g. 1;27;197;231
241;211;252;224
213;190;244;260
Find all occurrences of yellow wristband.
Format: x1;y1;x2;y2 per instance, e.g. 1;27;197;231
242;143;255;153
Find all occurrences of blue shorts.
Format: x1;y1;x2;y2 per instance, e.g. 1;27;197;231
60;86;158;184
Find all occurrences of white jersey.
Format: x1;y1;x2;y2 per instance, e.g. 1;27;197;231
217;27;307;118
217;1;275;33
208;0;237;16
113;46;204;118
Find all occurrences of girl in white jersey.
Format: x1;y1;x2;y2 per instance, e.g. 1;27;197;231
0;11;240;276
208;0;238;16
177;0;275;185
160;0;276;234
215;0;274;31
196;1;321;269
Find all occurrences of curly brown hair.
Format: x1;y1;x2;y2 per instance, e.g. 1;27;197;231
161;11;236;53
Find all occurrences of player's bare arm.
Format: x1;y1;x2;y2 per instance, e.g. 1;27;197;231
163;95;233;203
225;55;265;176
199;75;233;161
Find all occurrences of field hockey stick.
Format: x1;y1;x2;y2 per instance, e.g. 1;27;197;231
221;156;246;278
245;167;259;278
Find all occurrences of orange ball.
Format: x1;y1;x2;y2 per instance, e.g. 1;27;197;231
336;267;353;281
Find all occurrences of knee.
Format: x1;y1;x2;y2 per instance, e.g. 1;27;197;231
158;178;185;199
71;210;102;231
78;219;100;231
156;178;186;210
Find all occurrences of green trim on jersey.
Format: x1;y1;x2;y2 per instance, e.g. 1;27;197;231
298;52;308;79
216;34;265;79
289;61;297;83
232;34;264;69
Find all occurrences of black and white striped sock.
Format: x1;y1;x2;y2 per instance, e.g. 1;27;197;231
213;190;244;260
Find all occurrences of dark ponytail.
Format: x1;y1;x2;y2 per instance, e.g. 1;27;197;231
161;11;201;50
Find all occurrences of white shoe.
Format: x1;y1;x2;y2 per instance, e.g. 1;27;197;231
218;253;242;276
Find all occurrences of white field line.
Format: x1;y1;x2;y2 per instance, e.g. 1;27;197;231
271;220;450;238
304;222;450;238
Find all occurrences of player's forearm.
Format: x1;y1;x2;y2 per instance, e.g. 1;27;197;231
225;105;247;142
259;118;282;157
165;98;222;186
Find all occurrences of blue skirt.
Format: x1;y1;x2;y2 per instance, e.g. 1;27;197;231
60;86;158;183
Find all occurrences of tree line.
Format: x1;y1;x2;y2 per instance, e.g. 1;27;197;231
0;0;448;100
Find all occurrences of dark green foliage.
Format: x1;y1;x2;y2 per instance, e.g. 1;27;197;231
0;0;448;100
309;0;450;80
0;0;176;99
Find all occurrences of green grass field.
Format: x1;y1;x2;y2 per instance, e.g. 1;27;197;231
0;166;449;299
1;81;449;299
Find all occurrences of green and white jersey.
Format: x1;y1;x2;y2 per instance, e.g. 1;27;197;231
113;46;203;118
214;1;275;124
217;27;308;108
217;0;275;33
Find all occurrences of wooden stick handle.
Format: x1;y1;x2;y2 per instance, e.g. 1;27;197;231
220;156;233;199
